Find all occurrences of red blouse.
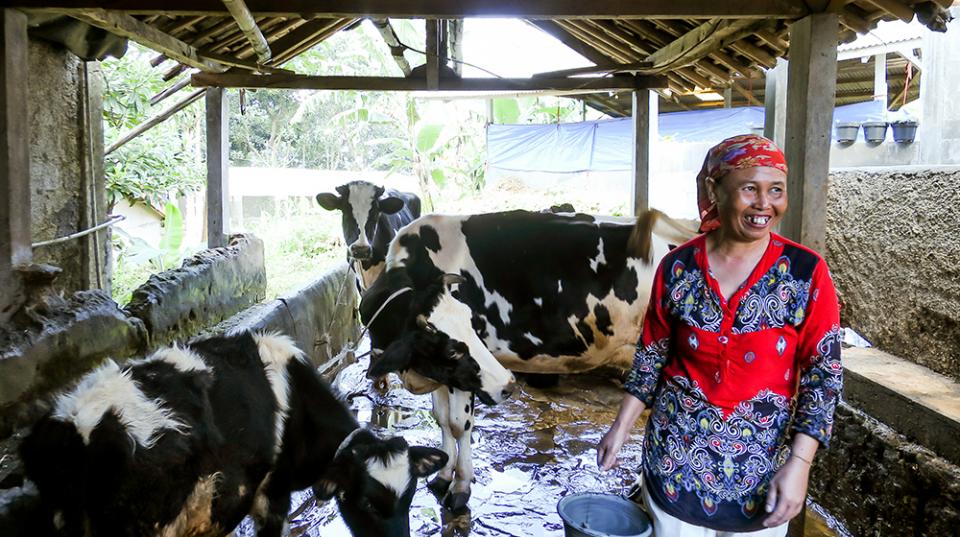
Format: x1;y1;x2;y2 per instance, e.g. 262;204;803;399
625;232;842;532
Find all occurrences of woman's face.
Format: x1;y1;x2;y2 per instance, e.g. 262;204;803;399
707;166;788;243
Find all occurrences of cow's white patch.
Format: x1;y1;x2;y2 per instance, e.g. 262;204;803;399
367;451;411;496
253;333;303;454
533;297;543;307
52;511;64;530
149;345;209;373
557;280;563;293
52;360;186;447
589;238;607;272
159;473;221;537
428;291;514;402
523;332;543;346
346;182;379;250
250;472;272;523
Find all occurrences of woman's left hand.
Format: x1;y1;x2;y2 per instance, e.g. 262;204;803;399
762;456;811;527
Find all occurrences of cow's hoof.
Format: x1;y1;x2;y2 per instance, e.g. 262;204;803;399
444;491;471;513
427;476;452;498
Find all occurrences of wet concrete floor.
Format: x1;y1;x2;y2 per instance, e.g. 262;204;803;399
237;356;849;536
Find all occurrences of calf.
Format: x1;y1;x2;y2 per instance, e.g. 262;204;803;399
16;330;446;537
317;181;421;291
360;209;697;510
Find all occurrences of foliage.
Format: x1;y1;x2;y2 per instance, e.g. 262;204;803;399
102;44;204;210
111;202;193;305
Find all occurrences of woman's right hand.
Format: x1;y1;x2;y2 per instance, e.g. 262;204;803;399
597;394;647;470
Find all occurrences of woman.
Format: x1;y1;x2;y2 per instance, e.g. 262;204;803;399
597;134;842;536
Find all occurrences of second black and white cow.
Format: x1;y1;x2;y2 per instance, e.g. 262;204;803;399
16;330;446;537
360;209;697;509
317;181;421;291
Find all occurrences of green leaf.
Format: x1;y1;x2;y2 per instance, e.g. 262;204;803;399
158;202;185;269
415;123;443;153
493;98;520;124
431;168;446;188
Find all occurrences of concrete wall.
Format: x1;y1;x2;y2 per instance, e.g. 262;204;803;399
826;166;960;382
811;403;960;536
27;39;106;293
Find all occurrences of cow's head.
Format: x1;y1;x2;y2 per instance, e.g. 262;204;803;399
361;267;517;406
316;181;405;262
315;428;446;537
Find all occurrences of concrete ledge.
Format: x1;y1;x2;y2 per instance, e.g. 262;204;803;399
212;263;359;369
125;234;266;348
0;291;147;438
843;346;960;466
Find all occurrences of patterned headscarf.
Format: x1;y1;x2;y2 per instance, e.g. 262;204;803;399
696;134;788;233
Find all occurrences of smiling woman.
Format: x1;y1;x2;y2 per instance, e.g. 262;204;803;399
598;134;843;537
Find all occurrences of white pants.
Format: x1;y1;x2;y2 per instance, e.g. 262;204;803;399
642;485;789;537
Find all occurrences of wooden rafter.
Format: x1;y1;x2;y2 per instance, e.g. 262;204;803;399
60;9;228;72
190;72;668;91
646;18;768;71
372;19;411;76
16;1;809;19
219;0;271;63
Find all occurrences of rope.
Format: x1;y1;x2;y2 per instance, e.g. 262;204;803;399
32;215;125;248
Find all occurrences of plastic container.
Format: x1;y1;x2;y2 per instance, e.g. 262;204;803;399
861;121;889;143
891;120;918;143
557;493;653;537
835;122;860;143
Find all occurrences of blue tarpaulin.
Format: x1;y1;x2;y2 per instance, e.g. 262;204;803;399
487;101;888;173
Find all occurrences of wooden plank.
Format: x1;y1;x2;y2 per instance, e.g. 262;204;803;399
222;0;272;62
79;61;108;290
631;90;657;216
554;21;634;63
268;18;352;65
862;0;915;23
449;19;463;76
426;19;439;90
205;88;229;248
63;9;229;72
0;9;29;321
18;1;809;18
191;72;667;91
528;20;613;66
646;18;767;71
107;89;206;155
533;61;654;78
782;13;838;252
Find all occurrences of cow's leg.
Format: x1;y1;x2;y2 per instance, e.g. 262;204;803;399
251;478;290;537
427;387;456;498
444;389;475;512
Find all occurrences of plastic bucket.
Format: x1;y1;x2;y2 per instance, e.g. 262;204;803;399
835;122;860;143
861;121;888;143
557;493;653;537
891;120;918;143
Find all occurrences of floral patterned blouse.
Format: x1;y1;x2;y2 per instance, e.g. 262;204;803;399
625;232;842;532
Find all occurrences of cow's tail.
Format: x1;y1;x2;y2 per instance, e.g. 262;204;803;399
626;209;661;263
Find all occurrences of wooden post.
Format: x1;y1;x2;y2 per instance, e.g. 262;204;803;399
425;19;440;90
205;87;229;248
450;19;464;76
80;61;109;291
0;9;30;322
631;90;657;216
781;13;838;253
723;86;733;108
764;57;788;147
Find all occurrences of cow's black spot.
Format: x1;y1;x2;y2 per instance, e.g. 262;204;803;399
449;386;454;394
575;318;595;346
464;420;471;431
594;304;614;336
464;404;470;413
420;225;442;252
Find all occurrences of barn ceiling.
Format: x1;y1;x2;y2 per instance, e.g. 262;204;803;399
12;0;954;113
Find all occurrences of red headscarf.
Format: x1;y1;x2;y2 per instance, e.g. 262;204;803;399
696;134;788;233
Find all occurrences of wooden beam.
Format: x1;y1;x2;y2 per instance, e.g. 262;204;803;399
646;18;768;71
205;88;229;249
631;90;657;216
191;72;668;91
63;9;229;73
372;18;411;76
222;0;271;62
425;19;439;90
0;9;29;322
557;20;636;63
449;19;464;77
107;89;206;155
79;61;108;290
528;20;613;66
18;1;810;18
782;13;838;252
533;61;654;78
862;0;915;23
728;38;778;68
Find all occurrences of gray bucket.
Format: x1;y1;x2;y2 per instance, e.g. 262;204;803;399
861;121;889;143
557;493;653;537
835;122;860;143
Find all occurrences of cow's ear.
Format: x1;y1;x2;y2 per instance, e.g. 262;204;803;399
408;446;448;477
316;192;342;211
367;335;414;378
378;195;404;214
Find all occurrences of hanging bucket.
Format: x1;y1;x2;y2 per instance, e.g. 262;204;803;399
861;121;889;143
835;122;860;143
891;120;918;143
557;493;653;537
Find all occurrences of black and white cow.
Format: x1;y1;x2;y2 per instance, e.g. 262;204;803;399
15;330;446;537
359;209;697;510
317;181;421;291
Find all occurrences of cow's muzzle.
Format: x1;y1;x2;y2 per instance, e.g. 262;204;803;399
349;244;372;260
